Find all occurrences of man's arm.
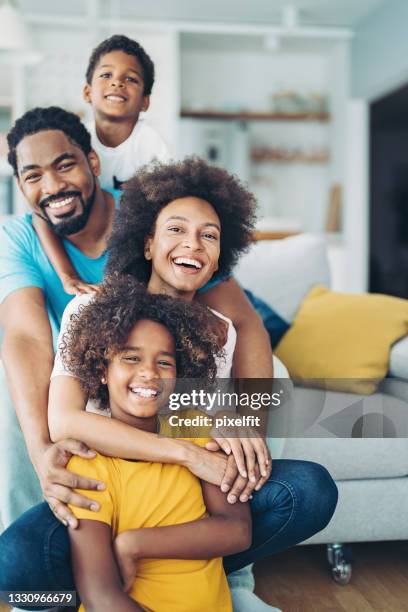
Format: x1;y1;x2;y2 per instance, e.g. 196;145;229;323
0;288;107;522
0;287;57;464
69;520;143;612
197;277;273;378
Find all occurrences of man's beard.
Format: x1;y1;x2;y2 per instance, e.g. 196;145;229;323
39;183;96;237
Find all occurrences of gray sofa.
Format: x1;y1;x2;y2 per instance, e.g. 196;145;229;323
235;234;408;583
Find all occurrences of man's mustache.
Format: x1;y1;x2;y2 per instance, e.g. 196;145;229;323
39;190;81;210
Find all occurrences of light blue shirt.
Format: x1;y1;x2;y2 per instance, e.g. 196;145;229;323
0;214;107;349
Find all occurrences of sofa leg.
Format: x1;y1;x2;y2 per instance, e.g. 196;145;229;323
326;543;352;585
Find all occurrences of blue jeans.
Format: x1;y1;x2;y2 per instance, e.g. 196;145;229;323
0;460;337;609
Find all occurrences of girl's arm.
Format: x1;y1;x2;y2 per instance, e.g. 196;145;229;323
69;520;143;611
32;215;98;295
113;481;251;590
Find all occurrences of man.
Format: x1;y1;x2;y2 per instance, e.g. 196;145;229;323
0;107;337;612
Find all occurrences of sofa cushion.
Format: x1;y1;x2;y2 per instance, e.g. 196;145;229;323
234;234;330;322
275;286;408;393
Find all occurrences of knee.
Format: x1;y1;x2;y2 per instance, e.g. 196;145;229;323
0;527;25;590
293;461;338;530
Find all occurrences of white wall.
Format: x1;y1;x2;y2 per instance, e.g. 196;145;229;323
25;25;179;154
352;0;408;100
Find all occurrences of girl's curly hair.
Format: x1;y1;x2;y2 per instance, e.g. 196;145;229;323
105;156;257;283
60;274;225;409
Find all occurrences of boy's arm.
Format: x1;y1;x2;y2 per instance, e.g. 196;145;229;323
32;215;98;295
197;277;273;378
69;520;143;612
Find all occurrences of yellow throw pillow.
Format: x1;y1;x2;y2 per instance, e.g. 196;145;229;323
275;286;408;394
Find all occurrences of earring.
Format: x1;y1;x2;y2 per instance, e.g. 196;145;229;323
101;376;107;384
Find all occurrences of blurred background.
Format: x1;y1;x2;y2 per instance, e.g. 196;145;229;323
0;0;406;296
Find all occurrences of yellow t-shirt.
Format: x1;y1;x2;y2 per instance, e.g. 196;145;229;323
69;414;231;612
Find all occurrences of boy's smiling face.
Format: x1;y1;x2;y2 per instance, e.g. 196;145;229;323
106;319;176;430
145;197;221;301
84;50;150;122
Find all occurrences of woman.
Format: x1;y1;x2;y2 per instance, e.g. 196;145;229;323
0;158;337;612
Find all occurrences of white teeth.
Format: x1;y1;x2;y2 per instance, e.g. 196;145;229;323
173;257;202;269
130;387;158;398
48;197;75;209
106;95;125;102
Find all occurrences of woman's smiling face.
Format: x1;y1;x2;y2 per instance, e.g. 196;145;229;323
145;197;221;300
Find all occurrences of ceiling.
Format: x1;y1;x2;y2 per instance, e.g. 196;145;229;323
19;0;388;29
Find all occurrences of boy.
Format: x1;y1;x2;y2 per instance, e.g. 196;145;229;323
32;34;168;295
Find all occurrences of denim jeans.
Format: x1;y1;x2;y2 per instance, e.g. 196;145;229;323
0;459;337;610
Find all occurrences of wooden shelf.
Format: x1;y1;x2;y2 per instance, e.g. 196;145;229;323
251;155;329;164
180;110;330;122
253;230;301;241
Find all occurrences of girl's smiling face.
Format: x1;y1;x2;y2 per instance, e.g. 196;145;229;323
105;319;176;431
145;196;221;301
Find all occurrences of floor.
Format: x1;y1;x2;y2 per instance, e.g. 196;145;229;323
254;541;408;611
1;541;407;611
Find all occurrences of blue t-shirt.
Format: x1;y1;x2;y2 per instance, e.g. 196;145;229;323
0;214;107;349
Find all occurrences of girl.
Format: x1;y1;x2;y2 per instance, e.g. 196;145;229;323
63;276;251;611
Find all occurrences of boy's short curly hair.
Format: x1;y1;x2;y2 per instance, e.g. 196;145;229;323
106;157;257;283
7;106;92;177
61;274;224;409
86;34;155;96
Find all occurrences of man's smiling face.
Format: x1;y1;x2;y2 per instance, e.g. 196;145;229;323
16;129;100;236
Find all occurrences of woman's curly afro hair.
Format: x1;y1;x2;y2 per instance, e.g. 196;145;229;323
105;156;257;284
61;274;225;409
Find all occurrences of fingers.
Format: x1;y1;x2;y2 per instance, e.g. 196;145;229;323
211;436;231;455
80;284;100;295
50;465;105;492
248;435;270;478
254;472;270;492
240;438;256;483
226;473;256;504
56;438;96;459
48;496;78;529
48;483;101;512
227;439;247;478
220;454;238;493
205;440;222;452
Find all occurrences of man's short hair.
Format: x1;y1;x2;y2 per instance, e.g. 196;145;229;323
7;106;92;176
85;34;155;96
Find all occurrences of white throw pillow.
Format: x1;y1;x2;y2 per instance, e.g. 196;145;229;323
389;335;408;379
235;234;331;322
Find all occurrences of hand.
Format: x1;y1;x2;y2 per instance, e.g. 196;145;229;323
182;442;236;487
114;531;140;593
207;425;272;484
61;275;101;296
35;439;106;529
206;439;271;502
